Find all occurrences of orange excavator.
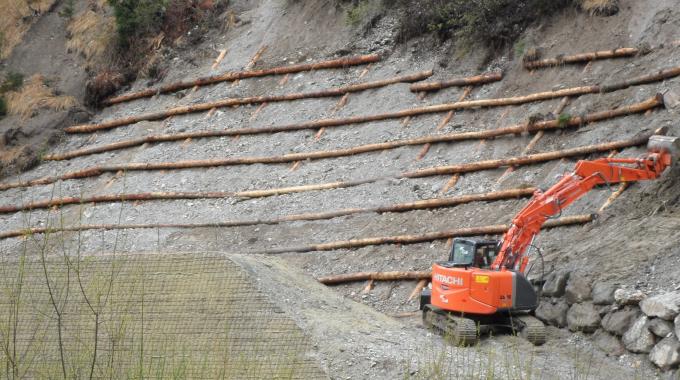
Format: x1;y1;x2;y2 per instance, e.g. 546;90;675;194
420;134;678;345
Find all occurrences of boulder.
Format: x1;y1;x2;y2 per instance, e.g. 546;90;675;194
649;318;675;338
615;288;646;306
542;270;570;297
601;306;641;336
592;283;617;305
649;336;680;371
535;298;569;327
567;302;601;333
565;274;592;305
623;315;657;353
641;292;680;320
592;329;625;356
664;90;680;110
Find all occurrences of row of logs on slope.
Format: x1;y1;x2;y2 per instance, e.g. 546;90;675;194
0;188;536;239
66;69;500;133
260;214;594;254
0;129;665;206
45;94;663;161
102;54;381;105
65;64;680;134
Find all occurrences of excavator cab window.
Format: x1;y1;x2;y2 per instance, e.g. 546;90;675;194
449;239;499;268
450;241;475;266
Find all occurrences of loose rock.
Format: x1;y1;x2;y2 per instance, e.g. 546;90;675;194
663;90;680;110
623;315;657;353
615;288;646;306
641;292;680;320
567;302;601;333
602;306;641;336
648;318;675;338
542;270;570;297
565;274;592;305
649;336;680;371
592;282;617;305
536;298;569;327
592;329;625;356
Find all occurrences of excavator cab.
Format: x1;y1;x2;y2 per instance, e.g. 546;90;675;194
447;238;500;269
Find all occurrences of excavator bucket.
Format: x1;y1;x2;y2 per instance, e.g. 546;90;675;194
648;135;680;162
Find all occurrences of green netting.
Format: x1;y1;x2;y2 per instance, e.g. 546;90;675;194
0;252;325;379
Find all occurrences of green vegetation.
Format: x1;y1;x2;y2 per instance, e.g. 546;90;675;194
0;72;23;119
558;112;572;127
398;0;573;48
107;0;169;47
1;72;24;93
514;38;526;58
345;0;378;26
59;0;75;18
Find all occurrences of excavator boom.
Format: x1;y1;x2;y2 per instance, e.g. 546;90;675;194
492;134;678;272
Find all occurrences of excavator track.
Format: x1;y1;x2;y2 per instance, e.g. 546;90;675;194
513;315;546;346
422;305;478;346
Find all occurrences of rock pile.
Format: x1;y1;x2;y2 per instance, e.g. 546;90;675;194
535;270;680;373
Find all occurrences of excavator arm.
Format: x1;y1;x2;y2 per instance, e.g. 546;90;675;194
491;135;678;272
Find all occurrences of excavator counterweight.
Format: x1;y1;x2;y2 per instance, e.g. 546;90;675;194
421;133;676;346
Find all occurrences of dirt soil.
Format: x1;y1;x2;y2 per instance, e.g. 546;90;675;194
1;0;680;378
0;0;91;176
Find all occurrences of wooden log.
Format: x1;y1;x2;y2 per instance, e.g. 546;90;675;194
318;271;432;285
45;94;662;162
408;279;429;300
0;188;536;239
102;54;381;105
409;71;503;93
400;129;663;179
523;48;639;70
600;66;680;93
258;215;594;254
68;70;433;133
10;116;665;193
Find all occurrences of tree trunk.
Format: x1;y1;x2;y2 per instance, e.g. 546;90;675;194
409;71;503;92
102;54;381;105
317;271;432;285
258;215;594;254
523;48;639;70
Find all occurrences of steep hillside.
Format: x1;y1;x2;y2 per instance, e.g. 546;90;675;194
1;0;679;377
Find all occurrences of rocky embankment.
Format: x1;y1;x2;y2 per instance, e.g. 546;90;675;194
536;270;680;374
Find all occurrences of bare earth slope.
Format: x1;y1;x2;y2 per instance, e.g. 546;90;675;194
1;0;679;377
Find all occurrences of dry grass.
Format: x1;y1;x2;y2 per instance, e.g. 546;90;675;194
578;0;619;15
66;1;116;70
5;74;76;119
0;0;57;59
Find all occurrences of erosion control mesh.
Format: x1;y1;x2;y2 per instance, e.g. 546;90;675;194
0;252;325;379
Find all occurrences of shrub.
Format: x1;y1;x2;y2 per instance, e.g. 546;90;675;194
107;0;169;47
398;0;573;48
578;0;618;16
0;72;24;93
0;96;7;117
59;0;75;18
